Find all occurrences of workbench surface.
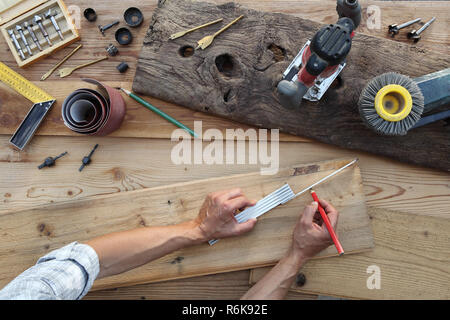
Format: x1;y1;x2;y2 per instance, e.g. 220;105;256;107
0;0;448;300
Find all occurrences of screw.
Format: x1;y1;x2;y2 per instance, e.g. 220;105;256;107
98;21;119;36
34;15;52;46
44;9;64;40
408;17;436;43
8;29;25;60
24;21;42;51
16;25;33;56
388;18;421;37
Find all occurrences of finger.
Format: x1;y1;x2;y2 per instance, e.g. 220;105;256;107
217;188;243;203
231;218;257;236
319;199;339;229
225;196;254;215
301;201;318;225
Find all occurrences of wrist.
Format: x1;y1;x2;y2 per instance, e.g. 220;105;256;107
286;246;309;266
184;220;209;244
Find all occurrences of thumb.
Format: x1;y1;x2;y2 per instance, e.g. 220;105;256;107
233;218;257;236
302;201;318;224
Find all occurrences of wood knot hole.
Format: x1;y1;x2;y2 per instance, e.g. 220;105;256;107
179;45;194;57
296;273;306;287
268;44;286;62
215;54;235;76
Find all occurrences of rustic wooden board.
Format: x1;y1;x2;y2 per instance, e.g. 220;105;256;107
133;0;450;172
0;158;374;291
249;207;450;300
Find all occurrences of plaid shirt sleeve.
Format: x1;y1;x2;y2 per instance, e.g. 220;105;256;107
0;242;99;300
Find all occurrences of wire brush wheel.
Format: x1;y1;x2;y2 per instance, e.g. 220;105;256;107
358;72;424;136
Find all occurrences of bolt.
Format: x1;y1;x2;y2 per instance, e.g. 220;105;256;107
44;9;64;40
388;18;421;37
8;29;25;60
16;25;33;56
408;17;436;43
24;21;42;51
98;21;119;36
34;15;52;46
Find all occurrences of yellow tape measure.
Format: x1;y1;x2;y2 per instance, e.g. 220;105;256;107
0;62;54;103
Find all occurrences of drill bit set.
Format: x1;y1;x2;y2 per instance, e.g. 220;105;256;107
0;0;80;67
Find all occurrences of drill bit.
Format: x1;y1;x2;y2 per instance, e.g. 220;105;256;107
408;17;436;42
34;15;52;46
45;9;64;40
16;25;33;56
24;21;42;51
38;152;68;169
79;144;99;172
8;29;25;60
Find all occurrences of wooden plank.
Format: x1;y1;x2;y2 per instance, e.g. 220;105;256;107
249;207;450;299
0;158;374;291
1;135;449;218
1;1;447;143
132;0;450;171
85;270;317;300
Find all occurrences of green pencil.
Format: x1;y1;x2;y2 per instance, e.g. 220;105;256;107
120;88;198;138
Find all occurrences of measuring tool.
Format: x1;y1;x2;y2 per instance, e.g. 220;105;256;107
0;61;56;150
209;159;358;246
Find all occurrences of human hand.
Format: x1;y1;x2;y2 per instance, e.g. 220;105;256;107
192;188;258;242
289;200;339;261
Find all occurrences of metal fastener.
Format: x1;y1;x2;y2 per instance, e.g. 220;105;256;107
34;15;52;46
44;9;64;40
16;24;33;56
408;17;436;43
98;21;119;36
8;29;26;60
24;21;42;51
388;18;421;37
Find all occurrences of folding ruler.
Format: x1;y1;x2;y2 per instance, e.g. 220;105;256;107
0;61;56;150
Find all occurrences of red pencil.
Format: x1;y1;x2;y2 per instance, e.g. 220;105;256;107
310;190;344;256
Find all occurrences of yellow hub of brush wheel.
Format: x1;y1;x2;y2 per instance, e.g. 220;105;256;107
374;84;413;122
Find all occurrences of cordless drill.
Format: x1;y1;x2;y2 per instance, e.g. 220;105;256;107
277;0;362;109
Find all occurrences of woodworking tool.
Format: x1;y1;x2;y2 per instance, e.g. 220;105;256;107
119;88;198;138
209;159;358;246
277;0;361;109
196;15;244;50
45;9;64;40
169;18;223;40
34;15;52;46
98;20;119;36
79;144;98;172
0;61;56;150
38;152;68;169
106;43;119;56
24;21;42;51
16;25;32;56
58;56;108;78
407;17;436;42
84;8;97;22
358;68;449;135
388;18;421;37
311;190;344;255
41;44;83;81
115;27;133;45
116;62;129;73
8;29;25;60
124;7;144;28
62;79;126;136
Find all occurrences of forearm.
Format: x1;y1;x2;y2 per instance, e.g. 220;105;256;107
241;250;307;300
86;220;204;278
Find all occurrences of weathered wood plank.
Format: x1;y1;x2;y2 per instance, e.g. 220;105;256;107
0;158;373;291
249;207;450;300
133;0;450;171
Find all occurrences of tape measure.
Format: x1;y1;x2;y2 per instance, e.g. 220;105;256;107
0;61;54;103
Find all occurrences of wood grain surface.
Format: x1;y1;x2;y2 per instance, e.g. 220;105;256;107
0;0;448;300
133;0;450;171
0;158;374;291
250;207;450;300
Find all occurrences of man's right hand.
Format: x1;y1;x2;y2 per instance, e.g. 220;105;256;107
289;200;339;262
192;188;258;242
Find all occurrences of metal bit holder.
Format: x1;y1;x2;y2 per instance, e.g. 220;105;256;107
0;0;81;67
